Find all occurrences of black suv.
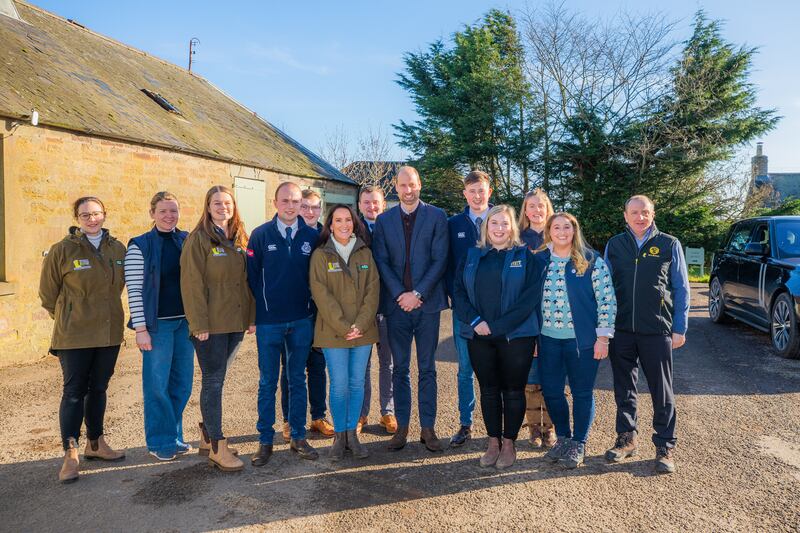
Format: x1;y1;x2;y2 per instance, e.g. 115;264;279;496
709;216;800;359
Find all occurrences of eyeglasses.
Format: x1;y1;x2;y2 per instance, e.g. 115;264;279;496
301;205;322;211
78;211;105;221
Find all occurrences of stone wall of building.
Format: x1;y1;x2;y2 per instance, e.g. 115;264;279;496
0;124;355;366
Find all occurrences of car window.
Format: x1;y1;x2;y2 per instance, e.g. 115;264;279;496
726;222;755;253
752;224;770;246
776;221;800;258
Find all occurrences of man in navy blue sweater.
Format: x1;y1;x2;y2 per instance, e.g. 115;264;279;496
247;182;320;464
445;170;492;447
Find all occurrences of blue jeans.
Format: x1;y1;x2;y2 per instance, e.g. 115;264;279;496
323;345;372;432
361;314;394;418
452;316;475;427
386;309;440;428
141;318;195;454
192;332;244;441
280;348;327;421
538;335;599;444
256;317;313;444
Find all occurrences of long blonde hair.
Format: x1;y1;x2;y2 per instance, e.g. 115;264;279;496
478;205;523;250
543;212;593;275
518;188;554;232
192;185;249;249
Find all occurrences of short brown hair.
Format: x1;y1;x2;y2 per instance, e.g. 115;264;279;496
149;191;179;213
274;181;301;200
358;185;385;200
464;170;491;187
72;196;106;219
301;189;321;201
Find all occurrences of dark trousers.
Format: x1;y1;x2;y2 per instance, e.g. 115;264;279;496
538;335;599;444
280;347;327;421
386;308;441;427
191;332;244;441
609;330;676;448
58;345;121;450
468;336;534;440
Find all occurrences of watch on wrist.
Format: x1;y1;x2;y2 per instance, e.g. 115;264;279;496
412;290;423;301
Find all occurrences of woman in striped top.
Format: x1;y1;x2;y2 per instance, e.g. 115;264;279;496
125;191;194;461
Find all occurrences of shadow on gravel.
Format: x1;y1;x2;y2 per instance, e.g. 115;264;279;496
0;434;670;532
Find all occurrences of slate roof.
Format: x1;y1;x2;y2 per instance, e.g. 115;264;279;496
0;1;355;184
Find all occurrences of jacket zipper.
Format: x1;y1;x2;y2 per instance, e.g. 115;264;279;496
632;256;638;332
261;269;269;311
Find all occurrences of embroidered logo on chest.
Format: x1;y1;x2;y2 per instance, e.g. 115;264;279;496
510;260;522;268
72;259;91;271
327;262;342;273
211;247;227;257
457;232;466;238
301;242;312;255
267;244;278;252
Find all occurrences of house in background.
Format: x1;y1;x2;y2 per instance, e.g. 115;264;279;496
0;0;357;365
749;142;800;208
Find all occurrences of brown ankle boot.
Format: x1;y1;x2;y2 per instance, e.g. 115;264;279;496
388;425;409;451
84;435;125;461
542;425;557;448
527;424;544;448
59;438;79;484
199;422;238;457
209;439;244;472
496;438;516;469
480;437;501;467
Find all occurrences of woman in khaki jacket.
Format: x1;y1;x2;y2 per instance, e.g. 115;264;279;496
180;185;255;472
39;196;127;484
309;204;379;461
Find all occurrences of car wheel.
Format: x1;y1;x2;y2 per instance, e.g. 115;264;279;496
770;293;800;359
708;278;730;323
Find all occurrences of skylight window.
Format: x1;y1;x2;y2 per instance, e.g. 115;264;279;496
141;89;181;115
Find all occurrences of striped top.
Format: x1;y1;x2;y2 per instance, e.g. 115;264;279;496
124;244;147;328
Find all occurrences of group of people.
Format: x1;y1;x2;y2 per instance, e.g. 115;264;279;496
39;165;689;485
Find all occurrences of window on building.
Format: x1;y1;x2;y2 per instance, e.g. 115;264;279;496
141;89;182;115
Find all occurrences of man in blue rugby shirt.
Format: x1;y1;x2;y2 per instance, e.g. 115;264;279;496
603;195;689;474
445;170;492;447
247;181;320;465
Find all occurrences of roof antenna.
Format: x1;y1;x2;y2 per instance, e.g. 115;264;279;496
188;38;200;71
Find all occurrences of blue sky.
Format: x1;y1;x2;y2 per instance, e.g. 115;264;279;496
32;0;800;173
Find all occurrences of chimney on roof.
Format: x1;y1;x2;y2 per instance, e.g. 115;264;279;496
0;0;21;20
752;142;768;179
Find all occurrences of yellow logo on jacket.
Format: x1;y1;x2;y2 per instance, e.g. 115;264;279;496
327;262;342;273
72;259;91;270
211;247;227;256
649;246;660;255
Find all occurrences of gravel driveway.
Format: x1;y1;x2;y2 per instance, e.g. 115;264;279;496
1;283;799;532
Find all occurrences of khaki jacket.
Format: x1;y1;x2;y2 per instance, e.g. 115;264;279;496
180;229;255;335
39;227;127;352
309;237;380;348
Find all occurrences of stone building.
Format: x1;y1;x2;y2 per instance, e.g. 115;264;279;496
0;1;357;365
749;142;800;208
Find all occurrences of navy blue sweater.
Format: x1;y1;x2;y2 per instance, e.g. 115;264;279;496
247;215;318;324
445;206;490;299
520;228;544;251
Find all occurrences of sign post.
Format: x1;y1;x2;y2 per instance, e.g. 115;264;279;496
685;247;705;277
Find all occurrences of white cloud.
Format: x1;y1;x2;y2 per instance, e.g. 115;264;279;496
247;44;331;76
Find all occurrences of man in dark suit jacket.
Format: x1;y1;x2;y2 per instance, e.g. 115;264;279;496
372;166;449;452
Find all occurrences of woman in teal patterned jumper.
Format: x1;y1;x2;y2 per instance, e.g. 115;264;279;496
533;212;617;469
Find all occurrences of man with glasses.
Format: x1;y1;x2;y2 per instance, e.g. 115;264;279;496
300;189;323;231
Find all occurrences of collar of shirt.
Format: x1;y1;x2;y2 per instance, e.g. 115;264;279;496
468;208;489;225
629;224;654;249
400;203;420;216
276;218;299;239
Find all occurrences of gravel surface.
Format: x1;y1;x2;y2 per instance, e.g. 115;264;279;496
1;283;799;532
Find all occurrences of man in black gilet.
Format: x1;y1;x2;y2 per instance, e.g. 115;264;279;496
603;195;690;474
